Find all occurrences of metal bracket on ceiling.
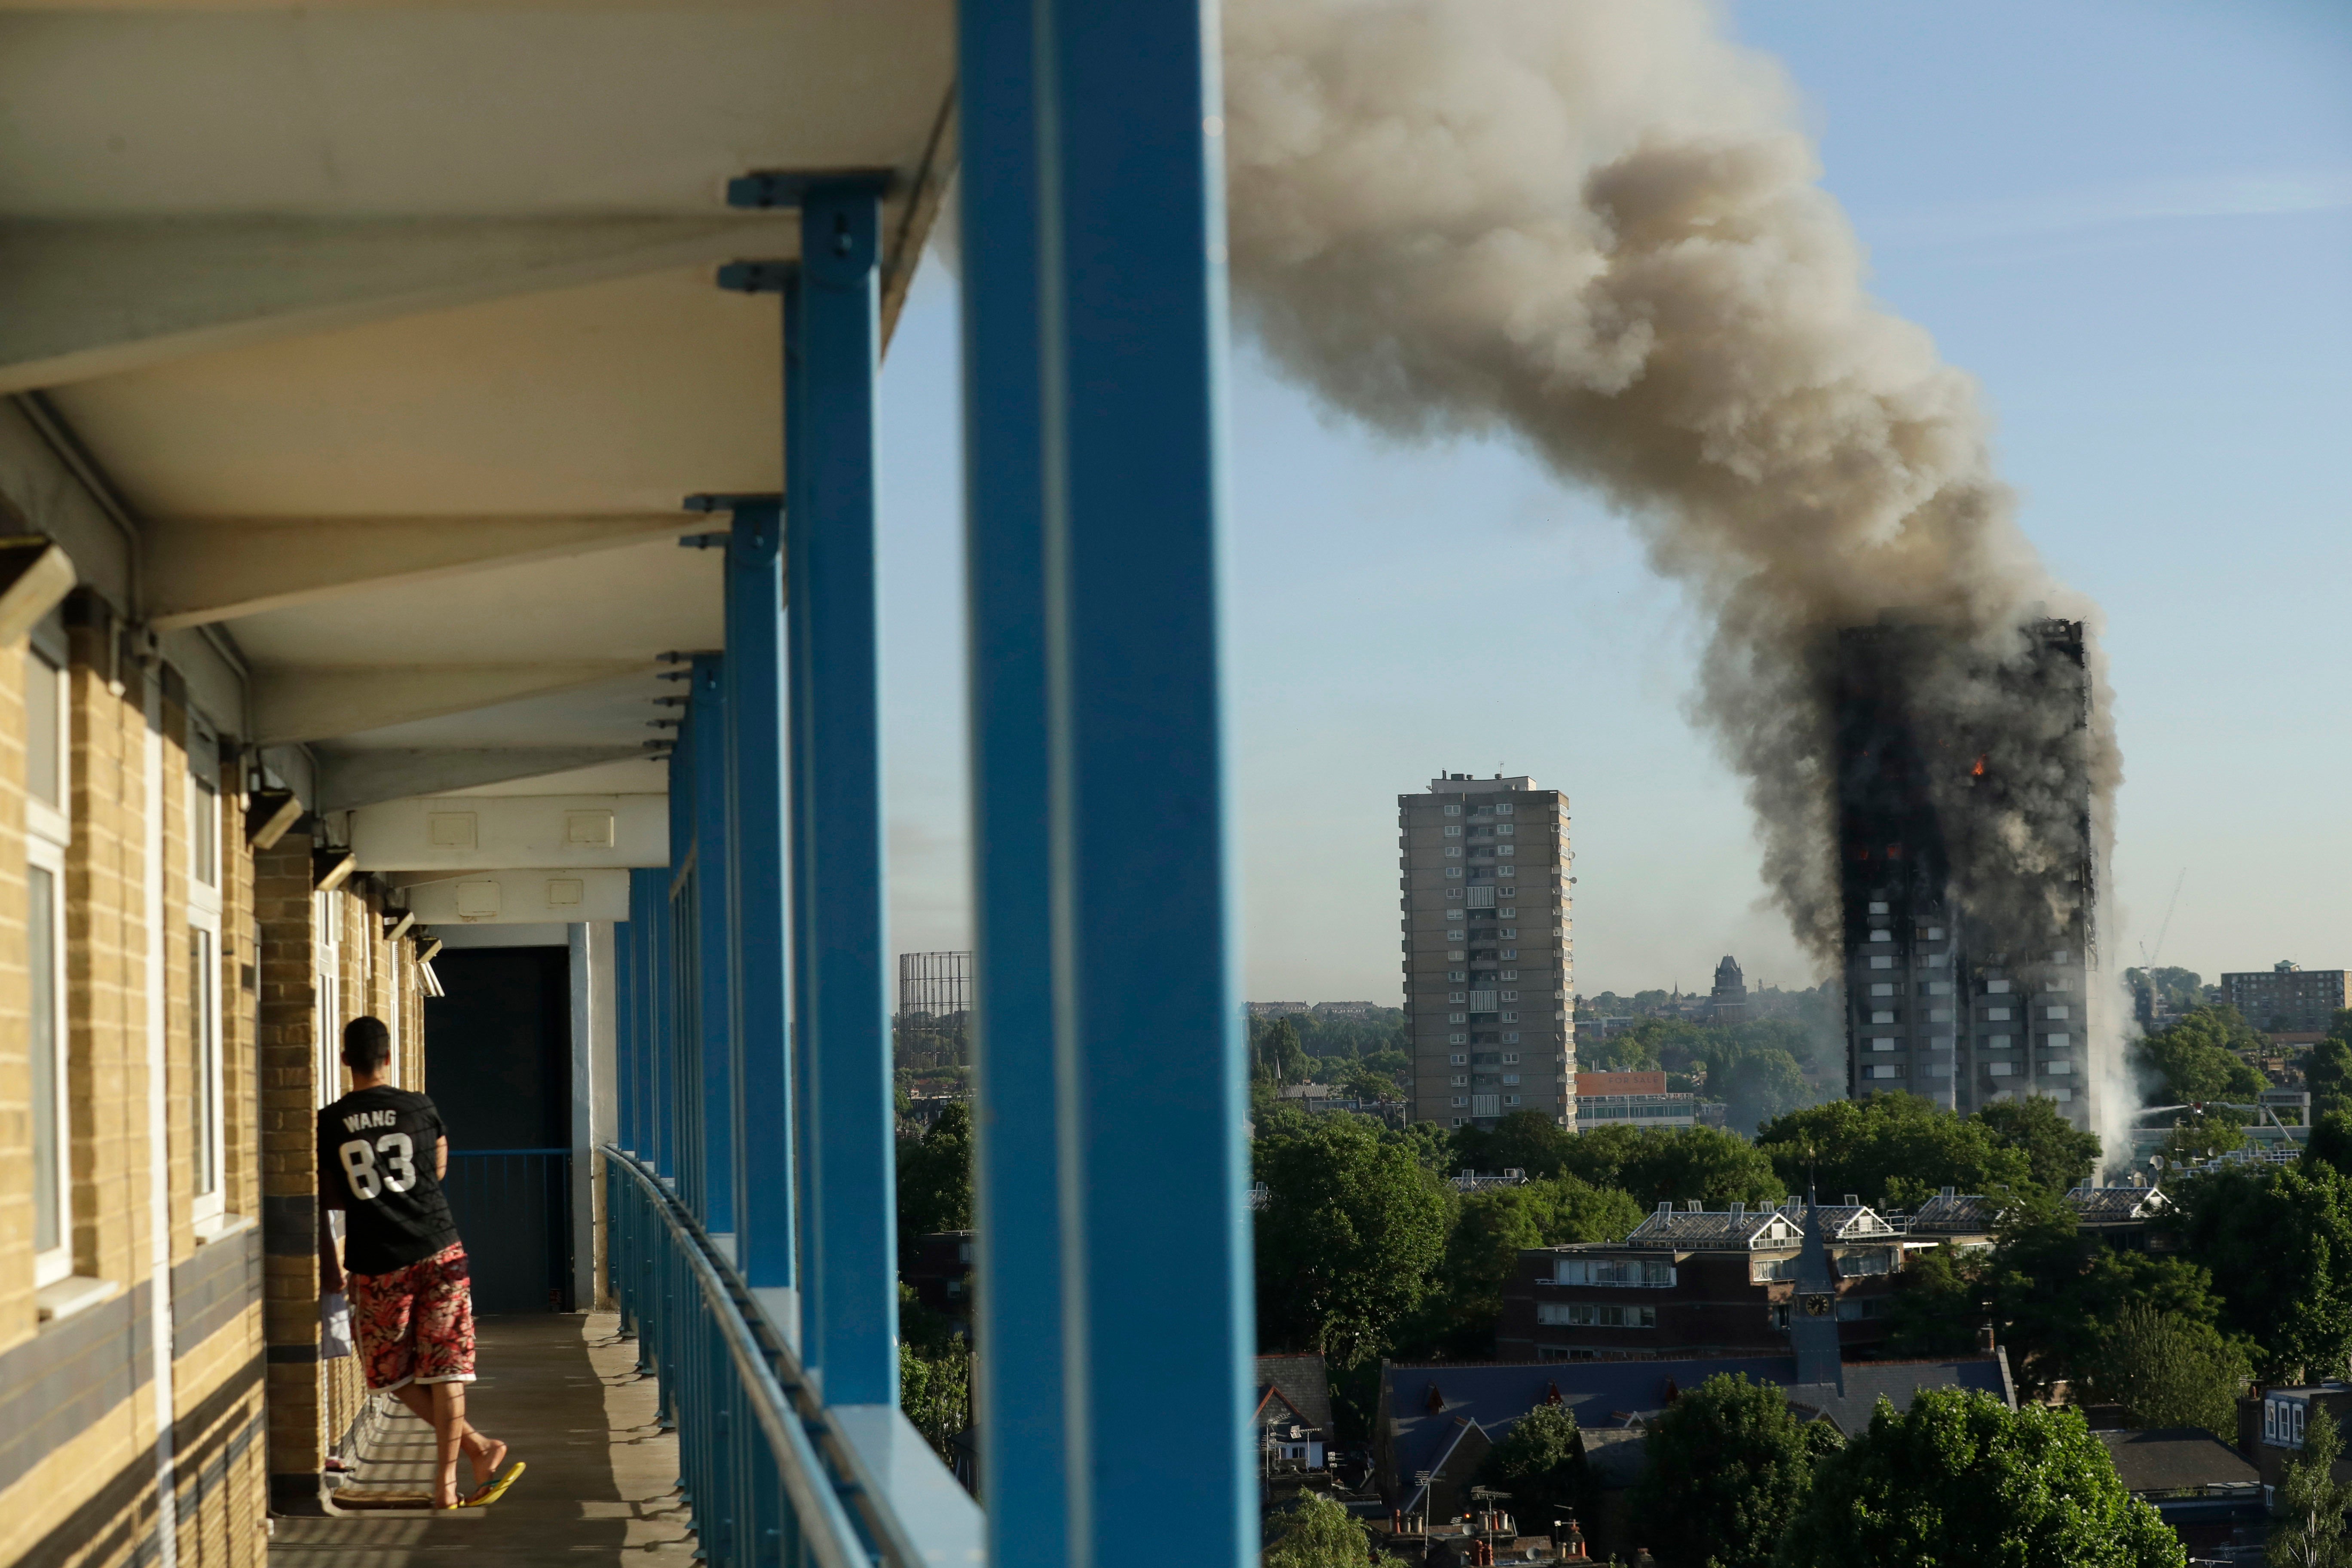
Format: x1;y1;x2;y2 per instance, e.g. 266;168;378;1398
684;493;782;515
725;169;894;210
717;260;794;295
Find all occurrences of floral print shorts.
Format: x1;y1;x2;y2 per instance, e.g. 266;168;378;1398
349;1242;475;1391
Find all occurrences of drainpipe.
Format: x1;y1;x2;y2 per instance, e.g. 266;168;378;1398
142;671;181;1566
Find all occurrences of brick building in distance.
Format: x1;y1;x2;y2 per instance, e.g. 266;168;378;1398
1498;1197;1913;1362
2221;961;2348;1040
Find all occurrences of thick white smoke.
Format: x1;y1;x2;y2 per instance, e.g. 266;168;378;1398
1222;0;2127;1145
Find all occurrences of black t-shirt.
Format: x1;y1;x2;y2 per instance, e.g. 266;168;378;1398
318;1087;461;1276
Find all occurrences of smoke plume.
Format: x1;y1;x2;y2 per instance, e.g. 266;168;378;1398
1222;0;2122;986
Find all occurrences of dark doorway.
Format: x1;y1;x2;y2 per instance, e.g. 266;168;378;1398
424;945;574;1312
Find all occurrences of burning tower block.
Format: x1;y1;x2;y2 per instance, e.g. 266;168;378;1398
1837;618;2098;1130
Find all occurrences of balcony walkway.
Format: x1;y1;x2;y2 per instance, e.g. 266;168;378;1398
272;1314;693;1568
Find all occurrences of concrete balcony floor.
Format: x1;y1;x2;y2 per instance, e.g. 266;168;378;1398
273;1313;695;1567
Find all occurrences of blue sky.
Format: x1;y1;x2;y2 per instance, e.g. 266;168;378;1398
873;0;2352;1004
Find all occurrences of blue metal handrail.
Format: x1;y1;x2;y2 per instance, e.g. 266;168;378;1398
604;1143;891;1568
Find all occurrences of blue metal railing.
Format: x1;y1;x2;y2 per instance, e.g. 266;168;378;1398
603;1144;975;1568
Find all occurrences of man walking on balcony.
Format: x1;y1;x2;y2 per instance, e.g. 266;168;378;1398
319;1015;524;1509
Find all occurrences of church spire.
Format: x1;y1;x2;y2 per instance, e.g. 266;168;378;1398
1788;1185;1844;1392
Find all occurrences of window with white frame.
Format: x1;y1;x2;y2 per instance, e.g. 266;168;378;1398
187;723;227;1222
1554;1258;1674;1287
315;888;344;1108
26;634;72;1286
1537;1302;1656;1329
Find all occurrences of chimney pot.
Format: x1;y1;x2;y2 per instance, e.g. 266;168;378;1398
1685;1199;1703;1213
1843;1193;1860;1207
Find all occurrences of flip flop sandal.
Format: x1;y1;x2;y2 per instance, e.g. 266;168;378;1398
462;1461;527;1508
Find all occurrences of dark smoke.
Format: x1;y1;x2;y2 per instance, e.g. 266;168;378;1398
1221;0;2121;973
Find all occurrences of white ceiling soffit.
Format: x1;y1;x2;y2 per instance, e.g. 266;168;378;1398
406;869;632;926
319;670;686;752
314;747;658;814
0;0;953;765
144;512;704;629
439;756;670;798
349;793;669;873
251;661;650;745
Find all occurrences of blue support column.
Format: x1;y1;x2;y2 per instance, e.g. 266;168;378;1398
666;716;696;1192
616;902;640;1155
695;494;799;1314
649;864;675;1181
955;4;1068;1562
784;182;895;1406
963;3;1252;1562
691;654;738;1241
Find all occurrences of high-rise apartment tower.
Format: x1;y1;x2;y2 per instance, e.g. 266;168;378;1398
1397;774;1576;1129
1836;619;2097;1129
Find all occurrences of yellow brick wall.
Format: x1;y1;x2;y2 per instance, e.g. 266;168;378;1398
0;600;437;1556
252;831;322;1486
0;617;270;1568
63;620;152;1293
0;641;31;1350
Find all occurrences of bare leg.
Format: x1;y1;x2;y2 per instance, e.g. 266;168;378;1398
430;1382;468;1507
390;1384;505;1490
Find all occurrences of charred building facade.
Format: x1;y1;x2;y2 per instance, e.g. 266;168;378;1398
1837;618;2097;1129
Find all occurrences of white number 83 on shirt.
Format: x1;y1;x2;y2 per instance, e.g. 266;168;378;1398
339;1133;419;1200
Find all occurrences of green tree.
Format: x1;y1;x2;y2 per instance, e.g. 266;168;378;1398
1577;1032;1660;1072
1404;1176;1647;1359
1536;1174;1647;1246
1471;1403;1589;1536
2172;1161;2352;1380
2154;1109;2251;1168
1778;1391;2183;1568
1262;1488;1390;1568
1706;1048;1817;1135
2310;1038;2352;1117
1255;1116;1449;1367
1887;1241;1990;1359
2136;1006;2268;1104
897;1335;971;1465
2124;966;2205;1015
2090;1302;2251;1438
1257;1016;1309;1084
2307;1110;2352;1179
1973;1096;2103;1194
1633;1374;1839;1568
1754;1094;2034;1209
2270;1403;2352;1568
895;1102;973;1257
1452;1109;1577;1179
1384;1119;1458;1177
1888;1196;2227;1397
1549;1124;1782;1210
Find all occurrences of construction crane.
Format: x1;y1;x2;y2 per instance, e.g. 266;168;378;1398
2137;867;2188;973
